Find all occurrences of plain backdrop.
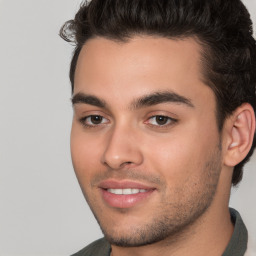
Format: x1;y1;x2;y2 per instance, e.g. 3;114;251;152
0;0;255;255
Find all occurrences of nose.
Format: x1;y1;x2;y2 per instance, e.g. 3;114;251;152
101;125;143;170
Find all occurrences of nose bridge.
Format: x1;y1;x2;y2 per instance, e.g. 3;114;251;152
101;122;143;169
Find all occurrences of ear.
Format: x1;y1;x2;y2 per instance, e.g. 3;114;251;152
223;103;256;167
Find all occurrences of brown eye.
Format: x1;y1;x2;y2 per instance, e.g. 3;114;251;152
80;115;109;127
147;115;177;127
90;115;103;124
155;116;169;125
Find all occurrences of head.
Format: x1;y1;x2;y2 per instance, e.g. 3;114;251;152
61;0;256;186
60;0;256;248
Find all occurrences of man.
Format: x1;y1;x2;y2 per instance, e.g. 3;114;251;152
60;0;256;255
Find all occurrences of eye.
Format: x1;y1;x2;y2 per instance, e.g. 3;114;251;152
80;115;109;127
147;115;176;126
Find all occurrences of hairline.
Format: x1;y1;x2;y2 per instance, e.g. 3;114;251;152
72;33;223;131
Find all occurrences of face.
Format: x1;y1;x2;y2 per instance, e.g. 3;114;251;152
71;36;223;246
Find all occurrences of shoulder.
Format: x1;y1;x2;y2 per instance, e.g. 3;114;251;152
71;238;111;256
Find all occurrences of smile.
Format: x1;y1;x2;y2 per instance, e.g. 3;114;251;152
98;179;156;208
107;188;148;195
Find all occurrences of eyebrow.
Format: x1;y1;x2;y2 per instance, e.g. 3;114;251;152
71;91;194;109
72;93;106;108
131;91;194;109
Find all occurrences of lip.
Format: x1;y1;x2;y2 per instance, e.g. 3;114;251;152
99;180;154;190
99;180;156;209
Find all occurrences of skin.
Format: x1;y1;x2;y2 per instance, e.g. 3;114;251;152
71;36;238;256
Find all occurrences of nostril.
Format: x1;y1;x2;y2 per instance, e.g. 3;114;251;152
121;161;133;168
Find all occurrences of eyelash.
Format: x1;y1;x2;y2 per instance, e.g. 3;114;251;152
79;115;109;128
146;115;178;128
79;115;178;129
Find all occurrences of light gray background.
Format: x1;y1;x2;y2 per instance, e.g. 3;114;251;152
0;0;255;255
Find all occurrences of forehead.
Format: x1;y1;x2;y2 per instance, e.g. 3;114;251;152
74;36;213;109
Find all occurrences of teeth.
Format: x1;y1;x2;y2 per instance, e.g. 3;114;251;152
107;188;148;195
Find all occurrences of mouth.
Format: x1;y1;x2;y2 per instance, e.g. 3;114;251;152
99;180;156;209
106;188;148;195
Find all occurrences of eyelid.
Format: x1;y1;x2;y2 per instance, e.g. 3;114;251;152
144;114;178;128
79;114;110;127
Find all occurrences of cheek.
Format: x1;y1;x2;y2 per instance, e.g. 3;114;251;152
145;139;198;183
70;125;103;180
143;125;218;185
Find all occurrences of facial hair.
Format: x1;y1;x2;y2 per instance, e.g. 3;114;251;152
83;144;222;247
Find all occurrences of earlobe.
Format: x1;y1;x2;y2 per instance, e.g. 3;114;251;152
224;103;256;167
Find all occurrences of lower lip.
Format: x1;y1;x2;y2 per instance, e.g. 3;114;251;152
101;189;155;209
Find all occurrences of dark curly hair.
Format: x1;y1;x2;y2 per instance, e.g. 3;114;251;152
60;0;256;186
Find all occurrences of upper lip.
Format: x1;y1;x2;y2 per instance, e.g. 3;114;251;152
98;179;155;190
